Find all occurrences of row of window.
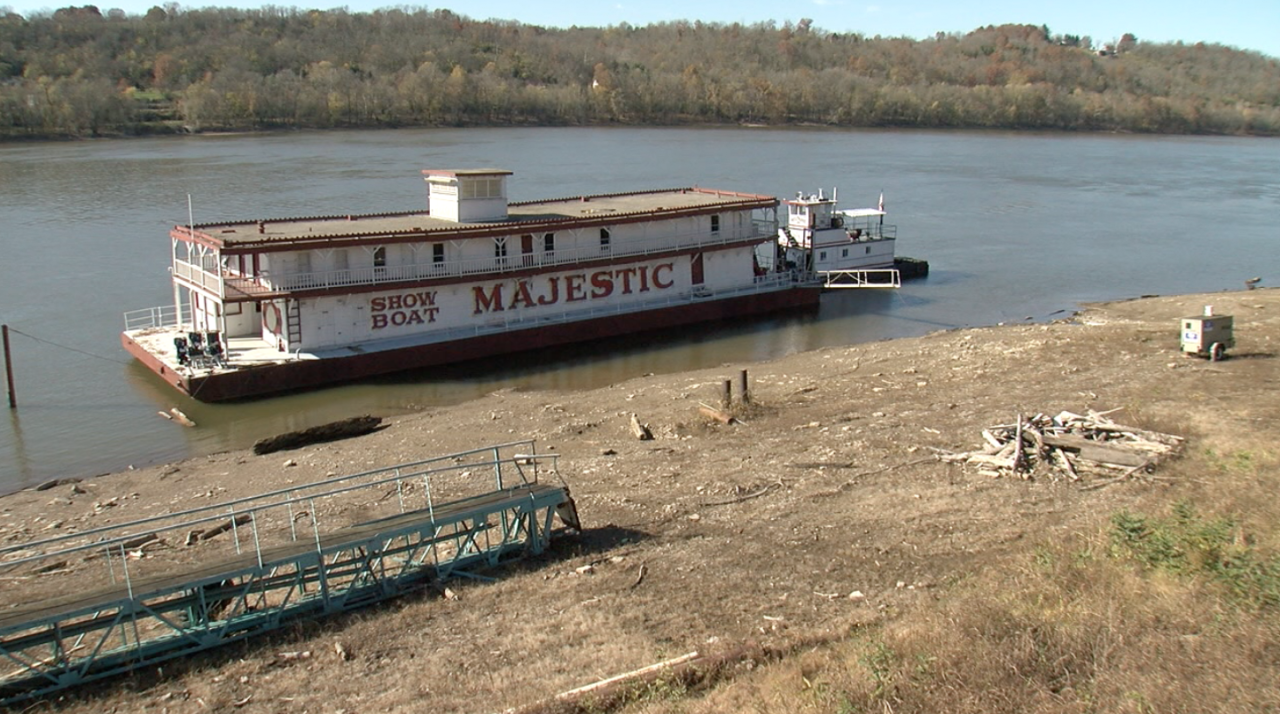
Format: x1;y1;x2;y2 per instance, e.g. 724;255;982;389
293;214;721;273
493;229;610;260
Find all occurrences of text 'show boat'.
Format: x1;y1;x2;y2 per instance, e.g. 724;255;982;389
122;169;924;401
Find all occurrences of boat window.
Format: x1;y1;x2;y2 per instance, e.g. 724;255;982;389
432;243;445;265
494;237;508;264
599;228;610;251
710;215;720;234
373;246;386;269
841;248;849;258
544;233;556;254
818;250;827;261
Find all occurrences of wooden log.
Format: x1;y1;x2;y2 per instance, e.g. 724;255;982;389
698;403;735;425
629;413;653;441
1011;414;1025;473
168;407;196;427
33;477;83;492
739;369;751;405
253;415;383;455
1051;448;1079;481
122;533;159;550
980;429;1003;451
199;514;252;541
502;651;701;714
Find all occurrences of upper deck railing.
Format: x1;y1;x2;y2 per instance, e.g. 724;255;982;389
171;220;777;299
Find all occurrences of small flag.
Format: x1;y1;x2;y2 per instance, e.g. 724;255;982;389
877;192;885;212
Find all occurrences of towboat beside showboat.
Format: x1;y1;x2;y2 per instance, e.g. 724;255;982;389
121;169;924;402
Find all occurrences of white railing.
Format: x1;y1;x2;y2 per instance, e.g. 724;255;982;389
123;304;190;331
172;259;225;298
263;222;777;292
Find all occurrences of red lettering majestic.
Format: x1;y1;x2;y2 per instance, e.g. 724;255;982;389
472;284;504;315
470;262;679;316
509;280;537;310
590;271;614;299
537;276;560;306
564;274;586;302
653;262;674;289
616;267;637;294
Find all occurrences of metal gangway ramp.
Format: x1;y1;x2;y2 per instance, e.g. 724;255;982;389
819;268;901;289
0;440;579;705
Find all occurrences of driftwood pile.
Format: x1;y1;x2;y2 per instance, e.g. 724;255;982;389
941;409;1184;483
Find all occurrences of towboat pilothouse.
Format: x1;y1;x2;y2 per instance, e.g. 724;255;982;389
122;169;919;401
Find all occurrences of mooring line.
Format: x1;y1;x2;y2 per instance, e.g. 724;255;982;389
8;327;131;365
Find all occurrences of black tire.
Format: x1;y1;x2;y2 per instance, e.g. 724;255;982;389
1210;342;1225;362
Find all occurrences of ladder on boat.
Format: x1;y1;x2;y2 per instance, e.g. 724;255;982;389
0;440;578;706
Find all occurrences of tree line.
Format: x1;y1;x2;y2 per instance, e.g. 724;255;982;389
1;6;1278;139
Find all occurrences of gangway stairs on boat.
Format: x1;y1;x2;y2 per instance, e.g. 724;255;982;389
819;268;901;289
0;440;579;706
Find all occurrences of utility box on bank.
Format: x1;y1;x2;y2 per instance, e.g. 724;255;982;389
1180;306;1234;361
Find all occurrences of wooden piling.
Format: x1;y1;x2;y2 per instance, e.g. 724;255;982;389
721;380;732;409
738;369;750;405
2;324;14;409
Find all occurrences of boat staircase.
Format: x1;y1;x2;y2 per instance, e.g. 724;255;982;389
819;268;901;289
0;440;578;706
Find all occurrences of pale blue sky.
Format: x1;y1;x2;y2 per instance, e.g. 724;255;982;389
6;0;1279;58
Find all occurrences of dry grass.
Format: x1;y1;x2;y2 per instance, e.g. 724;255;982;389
616;446;1280;714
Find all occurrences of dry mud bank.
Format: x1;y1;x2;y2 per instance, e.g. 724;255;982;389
2;289;1277;713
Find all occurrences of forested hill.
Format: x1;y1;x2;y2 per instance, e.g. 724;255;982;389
2;6;1278;139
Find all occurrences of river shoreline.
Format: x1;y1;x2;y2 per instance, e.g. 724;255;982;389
2;288;1276;711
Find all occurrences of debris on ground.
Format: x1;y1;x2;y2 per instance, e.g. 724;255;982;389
940;409;1184;483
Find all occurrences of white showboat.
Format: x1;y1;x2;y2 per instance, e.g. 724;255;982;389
122;169;919;401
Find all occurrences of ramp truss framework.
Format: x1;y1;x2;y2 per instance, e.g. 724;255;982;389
0;439;578;705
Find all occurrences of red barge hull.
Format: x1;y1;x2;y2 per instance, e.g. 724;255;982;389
123;287;820;402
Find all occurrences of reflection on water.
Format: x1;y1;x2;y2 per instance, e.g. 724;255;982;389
1;127;1278;492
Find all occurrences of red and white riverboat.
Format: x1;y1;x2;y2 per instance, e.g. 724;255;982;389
122;169;910;401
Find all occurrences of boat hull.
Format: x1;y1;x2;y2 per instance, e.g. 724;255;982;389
123;286;821;402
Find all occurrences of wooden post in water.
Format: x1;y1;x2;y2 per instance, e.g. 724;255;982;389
2;324;14;409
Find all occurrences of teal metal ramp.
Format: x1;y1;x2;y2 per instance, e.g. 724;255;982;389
0;440;579;705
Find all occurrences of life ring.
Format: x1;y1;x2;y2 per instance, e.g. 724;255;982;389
263;303;282;334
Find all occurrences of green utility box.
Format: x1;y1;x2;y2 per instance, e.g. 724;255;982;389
1180;307;1234;361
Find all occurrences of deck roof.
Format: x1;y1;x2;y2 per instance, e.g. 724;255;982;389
182;187;776;250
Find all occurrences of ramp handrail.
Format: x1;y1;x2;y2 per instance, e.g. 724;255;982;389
0;440;552;569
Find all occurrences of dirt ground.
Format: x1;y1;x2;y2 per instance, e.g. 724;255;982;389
2;288;1277;713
